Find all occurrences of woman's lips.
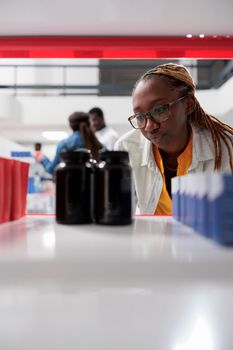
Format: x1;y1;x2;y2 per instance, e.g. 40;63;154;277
150;132;161;141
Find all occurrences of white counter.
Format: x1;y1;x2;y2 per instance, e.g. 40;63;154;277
0;215;233;349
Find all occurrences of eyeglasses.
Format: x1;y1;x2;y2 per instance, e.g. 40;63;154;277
128;95;187;129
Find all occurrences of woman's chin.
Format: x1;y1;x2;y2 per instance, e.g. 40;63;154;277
150;134;163;146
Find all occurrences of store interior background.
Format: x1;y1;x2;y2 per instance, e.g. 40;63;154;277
0;0;233;216
0;0;233;158
0;58;233;159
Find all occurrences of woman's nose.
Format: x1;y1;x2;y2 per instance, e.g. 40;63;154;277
144;116;159;132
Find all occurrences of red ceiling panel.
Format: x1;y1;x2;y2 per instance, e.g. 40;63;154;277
0;36;232;58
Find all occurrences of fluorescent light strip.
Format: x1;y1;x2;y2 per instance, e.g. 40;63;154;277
42;131;68;141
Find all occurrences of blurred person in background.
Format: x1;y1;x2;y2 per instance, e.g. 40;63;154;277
34;142;43;162
89;107;119;150
37;111;102;175
31;142;52;193
115;63;233;215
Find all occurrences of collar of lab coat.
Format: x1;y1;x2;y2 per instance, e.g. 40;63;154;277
140;124;215;171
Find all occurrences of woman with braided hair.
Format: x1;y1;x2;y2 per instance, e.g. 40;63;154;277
39;111;103;175
115;63;233;215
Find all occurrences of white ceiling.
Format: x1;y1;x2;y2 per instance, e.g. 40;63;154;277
0;0;233;36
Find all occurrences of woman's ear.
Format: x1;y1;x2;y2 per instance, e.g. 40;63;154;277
186;95;195;115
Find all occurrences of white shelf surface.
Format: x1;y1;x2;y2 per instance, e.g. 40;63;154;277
0;215;233;349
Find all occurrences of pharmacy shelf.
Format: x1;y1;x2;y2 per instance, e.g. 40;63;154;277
0;215;233;349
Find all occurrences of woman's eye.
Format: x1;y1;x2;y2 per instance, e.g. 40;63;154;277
154;106;166;114
136;114;145;121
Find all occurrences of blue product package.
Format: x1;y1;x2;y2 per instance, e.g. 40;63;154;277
187;174;196;230
183;176;190;226
172;176;180;221
195;173;209;236
208;174;233;245
28;176;35;193
179;176;186;224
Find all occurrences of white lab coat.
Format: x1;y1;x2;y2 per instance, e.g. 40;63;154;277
96;126;119;150
114;125;233;214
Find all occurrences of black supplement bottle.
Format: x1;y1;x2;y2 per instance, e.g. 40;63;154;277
56;149;92;224
94;150;132;225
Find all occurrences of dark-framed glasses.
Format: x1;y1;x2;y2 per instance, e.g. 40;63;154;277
128;95;187;129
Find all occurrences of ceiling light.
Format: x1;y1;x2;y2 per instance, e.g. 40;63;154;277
199;34;205;38
42;131;68;141
186;34;192;38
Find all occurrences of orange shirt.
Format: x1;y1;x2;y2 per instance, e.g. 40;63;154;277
153;133;193;215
